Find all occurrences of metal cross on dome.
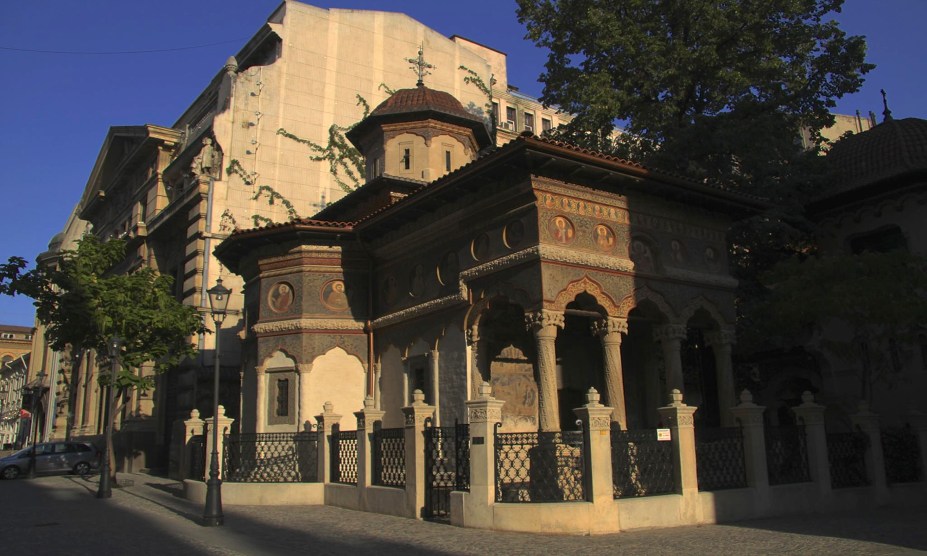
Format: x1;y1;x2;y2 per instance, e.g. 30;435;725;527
407;44;435;86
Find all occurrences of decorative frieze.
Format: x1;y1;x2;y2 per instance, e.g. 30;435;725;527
252;318;366;334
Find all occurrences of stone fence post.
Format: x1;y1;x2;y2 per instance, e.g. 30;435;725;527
851;401;888;504
730;390;769;511
402;389;434;519
458;382;504;529
316;402;342;484
573;388;617;533
792;391;831;504
356;397;384;507
181;409;205;480
656;389;699;522
204;405;235;480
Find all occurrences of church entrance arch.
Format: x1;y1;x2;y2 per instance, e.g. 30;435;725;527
622;300;669;430
476;298;537;432
682;308;722;428
555;292;606;428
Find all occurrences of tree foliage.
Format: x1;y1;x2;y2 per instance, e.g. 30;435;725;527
0;235;202;391
516;0;873;189
750;251;927;402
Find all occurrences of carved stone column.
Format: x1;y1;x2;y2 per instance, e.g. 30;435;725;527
573;388;615;511
355;397;384;507
706;328;737;426
255;365;267;433
458;382;505;529
654;324;687;397
428;350;440;426
592;317;629;429
792;391;832;504
297;363;313;432
656;389;699;498
204;405;235;479
729;390;769;511
526;310;564;432
466;326;480;400
181;409;205;481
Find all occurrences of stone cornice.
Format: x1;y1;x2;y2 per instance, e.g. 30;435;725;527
252;318;365;334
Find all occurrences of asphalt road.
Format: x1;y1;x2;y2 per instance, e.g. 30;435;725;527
1;473;925;555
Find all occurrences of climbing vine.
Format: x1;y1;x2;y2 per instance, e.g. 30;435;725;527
251;185;299;221
459;65;497;142
226;159;258;186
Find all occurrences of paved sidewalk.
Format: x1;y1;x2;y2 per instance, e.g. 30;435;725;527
1;473;925;555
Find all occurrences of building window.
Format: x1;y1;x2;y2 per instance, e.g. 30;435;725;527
400;144;412;172
524;113;535;132
505;106;517;129
849;226;907;254
445;150;452;172
542;118;552;132
275;378;289;417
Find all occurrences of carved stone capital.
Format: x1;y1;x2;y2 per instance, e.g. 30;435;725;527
653;324;687;343
705;328;736;348
525;310;565;334
591;317;628;338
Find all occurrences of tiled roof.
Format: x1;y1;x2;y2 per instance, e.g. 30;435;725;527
826;117;927;192
369;84;483;124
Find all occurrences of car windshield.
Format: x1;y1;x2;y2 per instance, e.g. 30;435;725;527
8;447;34;459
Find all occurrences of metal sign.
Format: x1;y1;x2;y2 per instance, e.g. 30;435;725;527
657;428;672;441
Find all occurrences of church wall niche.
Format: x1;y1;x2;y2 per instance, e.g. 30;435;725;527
378;345;406;428
262;350;298;433
437;324;468;425
307;347;365;430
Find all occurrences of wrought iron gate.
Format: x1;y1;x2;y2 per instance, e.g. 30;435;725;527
423;422;469;519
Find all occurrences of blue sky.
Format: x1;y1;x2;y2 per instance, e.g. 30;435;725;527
0;0;923;327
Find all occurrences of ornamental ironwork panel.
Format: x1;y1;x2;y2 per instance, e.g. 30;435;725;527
189;434;206;480
222;432;318;483
881;426;921;484
495;429;585;503
373;427;405;488
611;429;676;498
696;427;747;491
424;423;471;519
765;426;811;485
826;431;868;488
331;430;358;485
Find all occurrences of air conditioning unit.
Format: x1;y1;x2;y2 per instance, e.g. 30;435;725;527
500;120;515;131
524;125;534;133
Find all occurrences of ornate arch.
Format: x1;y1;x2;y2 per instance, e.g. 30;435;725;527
257;348;299;372
616;285;676;321
464;282;533;335
678;296;730;328
549;275;621;315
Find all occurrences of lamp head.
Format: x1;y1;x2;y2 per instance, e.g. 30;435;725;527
207;278;232;315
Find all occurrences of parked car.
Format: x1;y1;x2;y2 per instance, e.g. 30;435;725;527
0;442;101;479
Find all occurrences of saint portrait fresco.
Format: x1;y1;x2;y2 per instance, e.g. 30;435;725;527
437;251;459;286
408;264;425;297
503;219;525;248
320;279;349;312
629;239;655;272
593;224;615;251
268;281;295;313
471;233;490;261
548;215;575;244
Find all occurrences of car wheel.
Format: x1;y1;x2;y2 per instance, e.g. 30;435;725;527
73;462;91;476
1;466;20;480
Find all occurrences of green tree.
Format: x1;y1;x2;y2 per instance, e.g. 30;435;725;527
516;0;873;189
752;251;927;405
0;235;202;475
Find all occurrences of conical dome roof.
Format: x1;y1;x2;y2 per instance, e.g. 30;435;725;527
827;117;927;191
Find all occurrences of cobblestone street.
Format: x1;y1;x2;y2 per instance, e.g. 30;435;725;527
2;473;925;555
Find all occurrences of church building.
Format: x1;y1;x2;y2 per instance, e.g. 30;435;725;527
215;75;767;435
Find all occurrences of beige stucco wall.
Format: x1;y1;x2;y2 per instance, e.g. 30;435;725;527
307;347;365;430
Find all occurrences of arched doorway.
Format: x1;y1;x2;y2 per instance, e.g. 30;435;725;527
555;292;606;428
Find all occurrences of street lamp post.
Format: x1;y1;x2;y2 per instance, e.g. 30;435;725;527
97;336;122;499
203;278;230;527
26;371;47;480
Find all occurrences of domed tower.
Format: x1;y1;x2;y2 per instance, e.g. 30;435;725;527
346;82;492;183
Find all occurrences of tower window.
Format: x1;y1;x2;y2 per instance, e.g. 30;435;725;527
276;378;289;417
445;150;452;172
401;145;412;171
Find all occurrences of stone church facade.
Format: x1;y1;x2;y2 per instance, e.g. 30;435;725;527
216;82;765;437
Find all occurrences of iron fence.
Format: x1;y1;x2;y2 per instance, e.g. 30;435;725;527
423;423;470;519
695;427;747;491
223;432;318;483
826;430;868;488
765;426;811;485
611;429;676;498
189;434;205;480
331;429;358;485
495;428;585;503
373;427;406;488
881;426;921;484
